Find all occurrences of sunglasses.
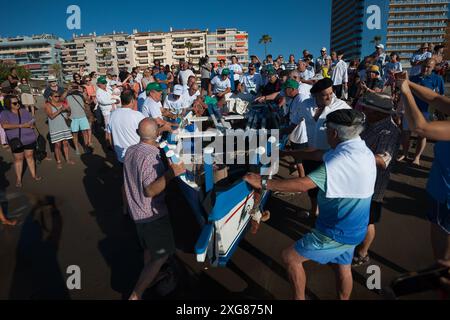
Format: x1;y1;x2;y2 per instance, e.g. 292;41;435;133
11;102;19;106
53;95;60;98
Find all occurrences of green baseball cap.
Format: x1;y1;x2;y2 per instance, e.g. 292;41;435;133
146;82;163;93
283;79;300;90
97;76;107;85
266;68;276;76
221;68;230;76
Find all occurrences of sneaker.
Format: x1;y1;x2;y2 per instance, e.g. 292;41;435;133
352;254;370;267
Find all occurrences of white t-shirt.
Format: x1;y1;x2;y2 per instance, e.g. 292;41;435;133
182;90;201;108
164;94;187;114
178;69;195;86
142;97;163;119
410;51;432;76
298;96;351;150
228;63;243;81
96;88;117;116
211;76;231;94
107;108;145;163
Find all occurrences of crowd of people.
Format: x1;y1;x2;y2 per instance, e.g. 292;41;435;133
0;42;448;300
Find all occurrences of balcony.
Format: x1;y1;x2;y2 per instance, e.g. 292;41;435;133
390;6;449;14
388;22;447;29
390;0;449;6
389;14;448;21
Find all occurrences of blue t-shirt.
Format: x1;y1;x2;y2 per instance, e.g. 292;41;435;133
410;73;445;114
308;165;371;245
154;73;168;90
427;141;450;209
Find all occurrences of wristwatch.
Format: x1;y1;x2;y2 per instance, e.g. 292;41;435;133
261;178;268;191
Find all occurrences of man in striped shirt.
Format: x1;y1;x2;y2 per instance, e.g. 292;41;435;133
124;118;185;300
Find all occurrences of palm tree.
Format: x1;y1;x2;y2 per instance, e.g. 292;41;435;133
258;35;272;57
50;63;62;82
370;35;382;46
184;42;193;62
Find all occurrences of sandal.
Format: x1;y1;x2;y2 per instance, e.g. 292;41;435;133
33;176;43;182
352;254;370;267
56;162;63;169
15;181;22;188
67;160;75;165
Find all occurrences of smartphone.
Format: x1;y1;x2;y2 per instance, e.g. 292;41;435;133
389;266;449;297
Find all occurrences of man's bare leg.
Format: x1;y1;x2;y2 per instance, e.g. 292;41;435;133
413;137;427;166
282;245;310;300
334;264;353;300
398;131;411;161
357;224;375;258
129;251;168;300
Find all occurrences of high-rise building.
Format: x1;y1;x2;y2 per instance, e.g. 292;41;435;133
330;0;449;65
206;28;249;66
386;0;449;68
62;32;133;81
0;34;63;80
330;0;391;61
129;31;171;68
170;29;207;66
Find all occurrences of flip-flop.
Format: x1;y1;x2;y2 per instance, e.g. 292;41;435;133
33;176;43;182
67;160;76;165
56;162;63;169
15;181;22;188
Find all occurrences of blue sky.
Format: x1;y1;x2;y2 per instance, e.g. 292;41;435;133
1;0;332;60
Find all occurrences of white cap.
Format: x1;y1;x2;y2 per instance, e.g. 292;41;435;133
47;75;57;82
376;44;384;49
321;47;327;52
173;85;184;96
109;80;119;86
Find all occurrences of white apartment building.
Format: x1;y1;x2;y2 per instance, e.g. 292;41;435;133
206;28;249;66
62;28;248;79
62;32;133;81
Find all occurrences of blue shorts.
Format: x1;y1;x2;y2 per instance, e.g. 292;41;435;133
295;229;356;265
71;117;90;132
427;195;450;234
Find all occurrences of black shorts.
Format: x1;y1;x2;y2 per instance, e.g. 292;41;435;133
303;160;323;199
135;215;176;261
289;142;308;164
201;78;210;91
369;201;383;224
12;142;36;154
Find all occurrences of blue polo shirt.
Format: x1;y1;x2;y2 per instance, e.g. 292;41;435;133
154;73;168;90
308;165;371;245
410;73;444;115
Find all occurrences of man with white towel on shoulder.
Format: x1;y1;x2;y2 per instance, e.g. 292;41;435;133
244;109;377;300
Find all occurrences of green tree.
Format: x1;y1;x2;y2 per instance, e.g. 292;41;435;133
258;35;272;58
0;63;31;83
50;63;63;81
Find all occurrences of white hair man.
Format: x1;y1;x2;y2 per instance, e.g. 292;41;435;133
245;109;376;300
